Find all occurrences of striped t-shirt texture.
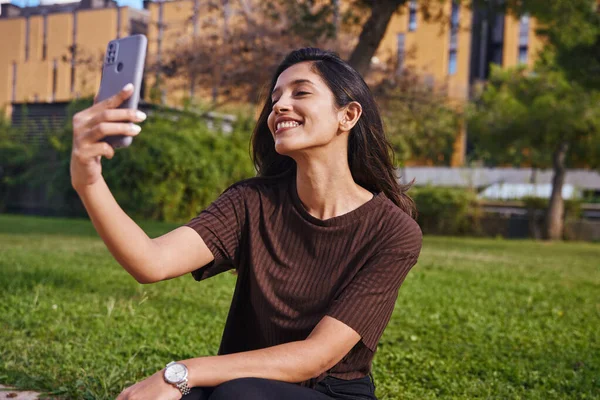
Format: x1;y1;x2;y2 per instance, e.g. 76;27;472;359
184;172;423;389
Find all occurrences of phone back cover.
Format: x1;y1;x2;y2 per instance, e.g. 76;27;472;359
96;34;147;109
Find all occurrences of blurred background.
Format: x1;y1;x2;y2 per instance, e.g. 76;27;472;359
1;1;599;399
1;0;600;241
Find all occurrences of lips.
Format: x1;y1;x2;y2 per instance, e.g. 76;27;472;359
274;118;303;134
276;123;301;134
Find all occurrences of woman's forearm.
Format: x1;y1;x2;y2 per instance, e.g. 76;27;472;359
75;177;160;283
180;339;325;387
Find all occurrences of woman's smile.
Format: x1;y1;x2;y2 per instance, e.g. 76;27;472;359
275;122;302;135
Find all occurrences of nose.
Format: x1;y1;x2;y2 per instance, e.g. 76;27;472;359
273;97;292;114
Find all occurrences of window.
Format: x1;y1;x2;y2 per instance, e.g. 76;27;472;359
518;14;529;65
408;0;417;31
52;58;57;101
25;16;30;61
450;1;460;30
11;62;17;102
397;33;406;73
448;51;458;75
448;1;459;75
71;11;77;94
42;13;47;60
518;46;528;64
519;14;530;46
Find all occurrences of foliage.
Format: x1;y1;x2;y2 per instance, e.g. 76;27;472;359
501;0;600;90
522;196;584;219
0;98;256;222
467;62;600;239
0;116;32;211
153;0;358;107
375;69;461;166
1;215;598;399
102;111;256;222
410;186;481;235
467;64;600;170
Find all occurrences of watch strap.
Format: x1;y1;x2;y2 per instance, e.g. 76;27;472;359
176;380;191;396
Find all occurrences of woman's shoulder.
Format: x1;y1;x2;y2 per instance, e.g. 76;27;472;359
376;196;423;255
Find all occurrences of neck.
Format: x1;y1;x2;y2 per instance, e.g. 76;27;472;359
294;155;373;221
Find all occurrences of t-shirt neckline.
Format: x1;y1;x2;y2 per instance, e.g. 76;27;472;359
288;174;385;227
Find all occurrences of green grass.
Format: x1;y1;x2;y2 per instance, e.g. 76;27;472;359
0;213;598;399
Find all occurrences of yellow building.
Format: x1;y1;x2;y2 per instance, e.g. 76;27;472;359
0;0;148;117
377;0;545;165
0;0;546;164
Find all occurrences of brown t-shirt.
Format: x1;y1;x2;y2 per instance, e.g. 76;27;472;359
184;172;422;389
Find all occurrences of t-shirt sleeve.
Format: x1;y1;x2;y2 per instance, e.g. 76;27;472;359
183;184;247;282
325;249;420;353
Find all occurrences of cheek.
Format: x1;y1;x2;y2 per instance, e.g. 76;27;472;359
267;112;275;133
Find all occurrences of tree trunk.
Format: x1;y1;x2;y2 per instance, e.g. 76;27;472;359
347;0;404;76
528;167;542;240
545;141;569;240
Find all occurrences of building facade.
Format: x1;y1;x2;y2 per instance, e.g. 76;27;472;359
0;0;546;164
0;0;147;115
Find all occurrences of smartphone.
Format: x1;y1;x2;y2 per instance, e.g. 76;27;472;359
96;34;147;149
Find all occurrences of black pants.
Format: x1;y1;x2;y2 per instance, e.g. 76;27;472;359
182;374;377;400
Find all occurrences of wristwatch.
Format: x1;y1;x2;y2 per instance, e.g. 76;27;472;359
164;361;191;396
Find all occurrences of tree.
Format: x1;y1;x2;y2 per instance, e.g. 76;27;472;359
374;68;461;165
347;0;406;76
467;61;600;240
502;0;600;90
151;0;356;107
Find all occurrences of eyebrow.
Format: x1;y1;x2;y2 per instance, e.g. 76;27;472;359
271;79;316;97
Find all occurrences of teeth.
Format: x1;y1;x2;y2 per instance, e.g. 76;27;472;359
277;121;300;131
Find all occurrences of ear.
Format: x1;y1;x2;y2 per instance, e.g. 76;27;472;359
338;101;362;133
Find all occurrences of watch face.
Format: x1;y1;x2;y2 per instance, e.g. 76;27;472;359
165;363;188;384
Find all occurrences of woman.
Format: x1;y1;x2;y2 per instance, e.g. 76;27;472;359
70;48;422;400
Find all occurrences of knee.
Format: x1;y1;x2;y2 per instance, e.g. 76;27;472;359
208;377;268;400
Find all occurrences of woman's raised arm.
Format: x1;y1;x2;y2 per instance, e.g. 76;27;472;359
71;85;214;283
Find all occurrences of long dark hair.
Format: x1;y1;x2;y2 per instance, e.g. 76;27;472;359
251;47;417;218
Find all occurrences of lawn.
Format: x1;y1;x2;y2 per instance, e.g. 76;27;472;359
0;213;598;399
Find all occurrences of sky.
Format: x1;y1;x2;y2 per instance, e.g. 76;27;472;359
10;0;143;9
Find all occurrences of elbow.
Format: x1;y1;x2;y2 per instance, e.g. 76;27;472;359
134;274;157;284
311;359;332;380
127;262;163;284
302;343;333;381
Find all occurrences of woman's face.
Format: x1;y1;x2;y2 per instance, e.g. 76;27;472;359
267;62;345;156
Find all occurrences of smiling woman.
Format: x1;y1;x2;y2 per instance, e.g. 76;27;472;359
173;48;422;400
70;47;421;400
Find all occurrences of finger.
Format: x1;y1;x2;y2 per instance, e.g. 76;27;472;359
86;83;134;116
86;108;147;129
81;141;116;160
86;122;141;143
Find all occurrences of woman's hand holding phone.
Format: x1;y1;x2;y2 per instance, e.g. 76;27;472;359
70;83;146;192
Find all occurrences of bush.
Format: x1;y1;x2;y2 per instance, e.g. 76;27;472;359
0;115;39;213
411;186;481;235
0;99;257;222
102;110;256;222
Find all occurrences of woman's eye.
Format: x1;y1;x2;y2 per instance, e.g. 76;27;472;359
271;92;309;105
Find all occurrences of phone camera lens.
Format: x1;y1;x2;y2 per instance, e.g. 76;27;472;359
116;62;124;72
109;43;115;50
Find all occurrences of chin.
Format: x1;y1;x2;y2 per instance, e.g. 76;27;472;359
274;142;297;156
